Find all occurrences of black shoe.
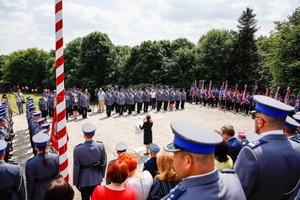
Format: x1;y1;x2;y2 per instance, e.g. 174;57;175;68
144;153;149;155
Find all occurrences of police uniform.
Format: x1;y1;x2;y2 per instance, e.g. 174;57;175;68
143;143;160;178
180;90;186;109
38;95;48;120
47;94;55;118
163;89;169;111
284;116;300;143
234;95;300;200
73;123;107;200
135;90;143;113
156;89;163;111
79;93;88;119
25;132;59;200
0;141;25;200
105;91;113;117
175;89;181;110
143;89;151;112
126;92;135;115
163;121;246;200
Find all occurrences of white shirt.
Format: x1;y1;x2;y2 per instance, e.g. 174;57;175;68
125;170;153;200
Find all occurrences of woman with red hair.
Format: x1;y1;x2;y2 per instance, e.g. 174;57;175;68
91;160;135;200
118;152;153;200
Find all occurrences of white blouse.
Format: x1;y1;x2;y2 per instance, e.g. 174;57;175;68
125;170;153;200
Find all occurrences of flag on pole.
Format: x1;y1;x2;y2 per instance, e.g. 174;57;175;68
264;87;269;97
254;85;257;95
55;0;69;182
274;87;280;100
223;80;228;97
219;82;224;98
241;84;247;104
234;83;239;98
208;80;212;98
201;80;205;94
284;87;290;104
192;80;197;96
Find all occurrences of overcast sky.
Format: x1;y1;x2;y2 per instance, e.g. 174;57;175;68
0;0;298;55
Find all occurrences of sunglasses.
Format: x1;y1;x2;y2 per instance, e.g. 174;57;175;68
251;110;267;123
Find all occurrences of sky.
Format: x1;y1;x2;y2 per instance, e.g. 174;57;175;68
0;0;298;55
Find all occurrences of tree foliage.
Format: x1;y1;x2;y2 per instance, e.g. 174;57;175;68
0;7;299;96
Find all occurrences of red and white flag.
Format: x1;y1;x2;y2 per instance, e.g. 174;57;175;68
264;87;269;97
284;87;290;104
241;84;247;104
274;87;280;100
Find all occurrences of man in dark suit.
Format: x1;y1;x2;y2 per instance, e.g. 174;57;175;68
234;95;300;200
73;123;107;200
220;124;242;163
143;143;160;178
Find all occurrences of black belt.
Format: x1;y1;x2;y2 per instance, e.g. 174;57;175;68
80;161;101;169
35;172;60;183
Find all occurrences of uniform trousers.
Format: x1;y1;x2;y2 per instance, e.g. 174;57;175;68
157;101;162;111
106;105;112;117
181;100;185;109
80;185;97;200
175;101;180;109
144;102;149;112
163;101;168;111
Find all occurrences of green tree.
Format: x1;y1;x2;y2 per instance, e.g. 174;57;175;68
259;7;300;96
195;29;236;85
79;32;115;90
234;7;260;85
1;48;51;89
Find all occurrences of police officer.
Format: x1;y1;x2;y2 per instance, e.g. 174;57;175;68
175;89;181;110
65;90;72;120
126;90;135;115
283;116;300;143
73;123;107;200
143;143;160;178
156;87;163;111
163;121;246;200
135;89;143;114
234;95;300;200
180;89;186;109
105;90;113;117
143;88;151;112
162;88;169;111
79;91;88;119
47;92;55;118
25;131;60;200
118;89;126;115
0;140;25;200
293;114;300;133
38;93;48;120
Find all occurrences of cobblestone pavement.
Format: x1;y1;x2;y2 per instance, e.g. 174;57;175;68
11;103;254;199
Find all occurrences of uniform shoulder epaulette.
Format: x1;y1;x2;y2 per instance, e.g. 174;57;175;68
289;136;300;143
7;160;18;165
75;143;83;147
96;141;103;144
26;156;35;162
162;184;185;200
220;169;235;174
247;139;267;149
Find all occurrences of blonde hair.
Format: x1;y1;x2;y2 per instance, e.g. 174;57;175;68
156;152;180;182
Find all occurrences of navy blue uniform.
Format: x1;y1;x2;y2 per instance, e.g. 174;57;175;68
143;157;158;178
73;140;107;200
25;152;59;200
0;160;25;200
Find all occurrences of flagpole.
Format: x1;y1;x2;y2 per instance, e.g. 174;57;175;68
55;0;69;181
